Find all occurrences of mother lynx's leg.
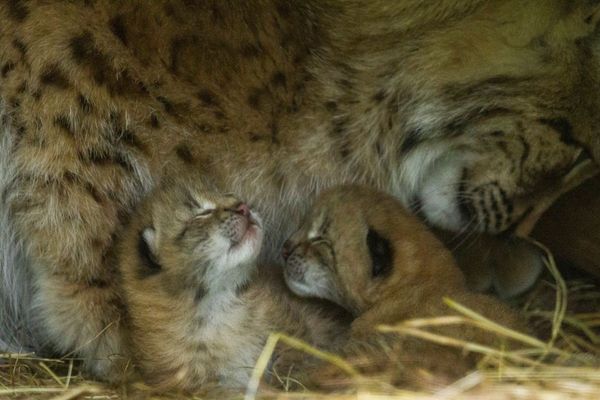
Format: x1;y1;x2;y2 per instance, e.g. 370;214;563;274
32;270;126;378
4;88;156;379
7;156;153;379
0;104;38;352
7;169;136;379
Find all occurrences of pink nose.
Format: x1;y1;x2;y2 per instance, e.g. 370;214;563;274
235;203;250;217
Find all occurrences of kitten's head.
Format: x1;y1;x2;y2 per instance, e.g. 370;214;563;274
131;178;263;294
282;185;461;316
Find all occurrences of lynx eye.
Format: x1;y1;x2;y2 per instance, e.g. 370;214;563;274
310;236;328;245
308;236;334;268
367;228;393;278
195;209;214;217
184;191;215;218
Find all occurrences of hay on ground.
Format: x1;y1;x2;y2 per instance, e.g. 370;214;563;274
2;251;600;400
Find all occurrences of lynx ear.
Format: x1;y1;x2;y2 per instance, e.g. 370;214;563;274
142;227;158;256
137;227;162;275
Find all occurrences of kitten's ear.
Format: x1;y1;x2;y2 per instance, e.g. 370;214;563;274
138;228;162;278
142;227;158;257
138;227;162;274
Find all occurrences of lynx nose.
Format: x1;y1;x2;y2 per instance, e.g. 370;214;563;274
235;203;250;217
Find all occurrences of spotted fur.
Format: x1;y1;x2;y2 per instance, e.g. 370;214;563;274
0;0;599;380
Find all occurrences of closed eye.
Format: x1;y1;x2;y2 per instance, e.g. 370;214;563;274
367;228;393;278
177;209;214;240
184;191;215;217
309;236;335;269
195;209;214;218
310;236;331;246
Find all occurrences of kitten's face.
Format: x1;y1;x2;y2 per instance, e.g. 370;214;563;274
138;182;263;293
282;185;455;315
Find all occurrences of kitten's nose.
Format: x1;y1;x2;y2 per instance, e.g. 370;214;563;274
235;203;250;217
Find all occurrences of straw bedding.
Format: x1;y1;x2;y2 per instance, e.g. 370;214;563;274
2;252;599;400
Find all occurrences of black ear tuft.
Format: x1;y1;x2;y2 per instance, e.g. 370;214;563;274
137;229;162;278
367;228;393;278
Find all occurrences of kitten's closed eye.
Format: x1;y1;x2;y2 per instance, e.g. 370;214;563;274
310;236;329;245
184;191;215;217
195;209;214;217
367;228;393;278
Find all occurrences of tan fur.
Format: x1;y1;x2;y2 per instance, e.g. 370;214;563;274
434;230;546;298
118;176;347;390
1;0;599;378
283;185;525;386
